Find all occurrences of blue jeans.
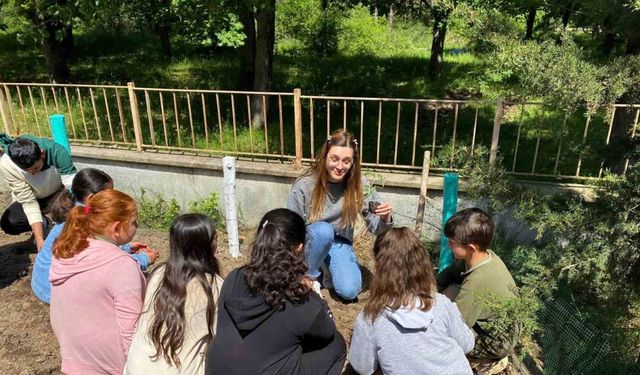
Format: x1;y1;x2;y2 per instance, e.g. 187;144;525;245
305;222;362;300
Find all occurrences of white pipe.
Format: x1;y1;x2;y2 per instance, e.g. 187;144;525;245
223;156;240;257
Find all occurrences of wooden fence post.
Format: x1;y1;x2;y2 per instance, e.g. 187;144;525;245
489;98;505;166
415;151;431;235
127;82;143;152
0;86;13;135
293;88;303;167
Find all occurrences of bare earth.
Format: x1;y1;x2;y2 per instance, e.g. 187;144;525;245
0;186;377;374
0;185;515;374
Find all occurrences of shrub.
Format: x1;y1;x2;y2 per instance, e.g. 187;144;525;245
460;140;640;369
486;36;632;113
137;188;182;230
276;0;340;55
188;192;225;229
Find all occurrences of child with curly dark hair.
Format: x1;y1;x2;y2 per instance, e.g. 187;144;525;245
205;208;346;375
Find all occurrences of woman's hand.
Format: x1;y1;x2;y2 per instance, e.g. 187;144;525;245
375;202;393;224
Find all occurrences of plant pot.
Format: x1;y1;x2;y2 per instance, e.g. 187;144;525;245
368;201;381;214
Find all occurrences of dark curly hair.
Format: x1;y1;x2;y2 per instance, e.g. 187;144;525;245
244;208;310;308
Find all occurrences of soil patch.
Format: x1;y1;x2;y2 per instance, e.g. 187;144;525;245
0;208;376;374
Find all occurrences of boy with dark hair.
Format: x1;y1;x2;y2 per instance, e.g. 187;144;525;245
0;136;76;250
437;207;518;368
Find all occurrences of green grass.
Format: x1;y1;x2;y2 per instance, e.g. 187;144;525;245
0;19;618;177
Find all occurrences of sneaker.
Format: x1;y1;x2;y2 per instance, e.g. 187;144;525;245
473;356;509;375
486;357;509;375
320;263;333;289
311;280;323;299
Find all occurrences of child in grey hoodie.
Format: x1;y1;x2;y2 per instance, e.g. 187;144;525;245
348;228;474;375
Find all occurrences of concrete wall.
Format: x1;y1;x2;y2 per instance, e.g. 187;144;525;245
71;146;461;240
71;146;537;243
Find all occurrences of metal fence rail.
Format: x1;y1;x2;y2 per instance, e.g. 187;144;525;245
0;81;637;181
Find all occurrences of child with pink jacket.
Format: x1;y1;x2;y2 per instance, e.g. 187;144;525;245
49;189;145;374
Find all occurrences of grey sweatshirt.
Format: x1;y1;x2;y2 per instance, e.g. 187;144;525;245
348;293;475;375
286;174;391;242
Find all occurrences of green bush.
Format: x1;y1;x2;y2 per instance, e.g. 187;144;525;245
276;0;323;42
486;37;631;112
188;192;225;229
452;4;520;53
276;0;340;55
337;6;426;58
339;5;388;56
461;141;640;369
137;188;182;230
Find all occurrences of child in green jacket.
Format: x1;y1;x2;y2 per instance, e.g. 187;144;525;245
437;208;519;364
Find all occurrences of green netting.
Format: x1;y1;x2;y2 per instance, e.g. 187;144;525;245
539;293;610;375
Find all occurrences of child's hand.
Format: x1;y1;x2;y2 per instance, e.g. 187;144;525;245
130;242;159;264
129;242;148;252
142;246;159;264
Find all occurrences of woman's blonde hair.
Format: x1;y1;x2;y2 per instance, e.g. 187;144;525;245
307;130;362;229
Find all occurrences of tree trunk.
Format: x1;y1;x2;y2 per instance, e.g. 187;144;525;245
42;21;72;83
561;7;571;29
252;0;276;127
625;34;640;55
428;11;449;81
388;5;395;28
602;18;616;57
156;25;172;58
525;7;536;40
603;32;616;56
238;9;256;90
63;24;74;60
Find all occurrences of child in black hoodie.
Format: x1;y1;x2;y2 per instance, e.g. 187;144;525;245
205;208;346;375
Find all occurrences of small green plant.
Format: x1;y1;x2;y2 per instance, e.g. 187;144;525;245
188;192;224;229
363;171;386;198
363;172;386;213
137;188;182;230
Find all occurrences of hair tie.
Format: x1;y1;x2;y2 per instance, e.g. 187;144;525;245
83;205;91;215
262;219;269;229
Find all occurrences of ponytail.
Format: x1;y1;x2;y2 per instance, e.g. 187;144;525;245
53;189;136;259
53;205;91;258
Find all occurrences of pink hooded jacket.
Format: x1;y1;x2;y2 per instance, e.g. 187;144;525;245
50;238;146;375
